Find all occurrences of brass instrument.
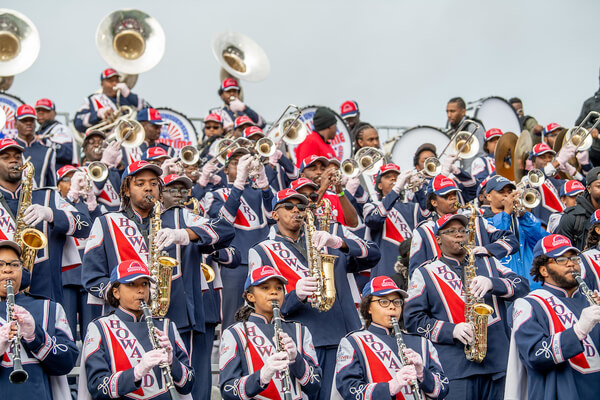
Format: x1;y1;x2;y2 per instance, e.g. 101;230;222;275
272;300;293;400
88;106;146;148
514;169;545;213
14;161;48;282
553;111;600;179
212;31;270;82
572;272;599;306
424;119;481;176
340;147;385;178
147;197;178;317
88;161;109;182
140;301;179;400
391;317;422;400
265;105;308;146
5;279;28;384
304;199;337;312
460;202;494;363
179;145;200;166
0;9;40;91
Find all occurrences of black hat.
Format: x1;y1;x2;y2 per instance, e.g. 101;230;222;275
313;108;337;131
586;167;600;186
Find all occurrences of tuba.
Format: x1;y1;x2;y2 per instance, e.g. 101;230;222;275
14;161;47;281
0;9;40;91
212;31;270;82
147;197;178;317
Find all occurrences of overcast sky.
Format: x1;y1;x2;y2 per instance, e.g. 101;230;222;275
3;0;600;138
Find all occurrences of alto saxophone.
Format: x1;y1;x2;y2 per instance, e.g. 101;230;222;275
304;199;337;312
459;202;494;363
14;161;47;281
391;317;421;400
147;197;178;317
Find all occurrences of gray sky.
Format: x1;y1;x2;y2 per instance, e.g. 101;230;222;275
3;0;600;136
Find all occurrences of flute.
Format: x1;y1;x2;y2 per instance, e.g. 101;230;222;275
6;279;28;384
139;301;179;400
272;300;293;400
572;272;599;306
391;317;422;400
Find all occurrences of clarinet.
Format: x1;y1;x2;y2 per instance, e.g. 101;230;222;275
572;272;599;306
139;301;179;400
391;317;422;400
6;279;28;384
272;300;293;400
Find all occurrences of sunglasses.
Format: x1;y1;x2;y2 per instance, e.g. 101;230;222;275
276;202;307;211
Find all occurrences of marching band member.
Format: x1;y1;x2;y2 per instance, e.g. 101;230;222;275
295;107;339;167
352;122;381;152
14;105;56;187
198;113;225;160
0;239;79;398
142;146;171;167
138;108;174;157
511;235;600;400
334;276;448;400
219;265;322;400
364;164;430;277
201;148;274;329
405;214;530;399
581;211;600;288
233;115;256;138
547;180;586;233
74;68;149;134
541;122;564;148
34;98;77;170
340;100;361;132
80;259;194;399
248;188;380;400
209;78;265;131
509;97;544;143
408;175;518;275
0;139;92;303
445;97;485;170
470;128;502;182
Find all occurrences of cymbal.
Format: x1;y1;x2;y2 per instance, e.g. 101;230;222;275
514;130;533;183
494;131;518;181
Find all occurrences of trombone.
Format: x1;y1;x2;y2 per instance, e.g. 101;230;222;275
265;105;308;146
92;117;145;155
562;111;600;152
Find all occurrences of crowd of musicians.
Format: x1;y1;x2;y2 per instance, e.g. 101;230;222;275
1;67;600;400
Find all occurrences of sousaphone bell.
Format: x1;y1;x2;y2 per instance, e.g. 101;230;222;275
0;9;40;91
212;31;270;82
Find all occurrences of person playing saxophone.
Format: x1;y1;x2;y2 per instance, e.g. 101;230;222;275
404;213;529;400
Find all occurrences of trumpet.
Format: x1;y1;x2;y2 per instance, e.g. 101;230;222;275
88;161;109;182
514;169;545;212
340;147;385;178
92;117;145;154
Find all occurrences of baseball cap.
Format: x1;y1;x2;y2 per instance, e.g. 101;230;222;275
100;68;120;80
163;174;192;189
560;180;585;197
234;116;255;129
84;129;107;141
485;128;503;141
362;276;408;299
591;209;600;225
533;234;579;258
109;260;156;287
340;100;359;119
16;104;37;120
299;155;329;172
142;146;170;162
244;265;288;291
434;213;468;235
35;98;55;111
57;165;79;183
0;139;24;153
272;188;308;209
204;113;223;124
221;78;239;91
543;123;563;135
376;163;401;178
531;143;556;157
427;175;460;196
121;160;163;180
290;177;318;191
137;108;167;125
0;240;22;257
485;175;516;194
243;126;264;139
586;167;600;185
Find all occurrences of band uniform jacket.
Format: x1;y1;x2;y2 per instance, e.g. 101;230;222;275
88;165;122;212
470;154;495;183
14;137;57;188
404;255;530;380
80;307;194;399
74;92;148;134
0;292;79;399
333;323;448;400
248;224;380;348
219;313;322;400
209;104;266;130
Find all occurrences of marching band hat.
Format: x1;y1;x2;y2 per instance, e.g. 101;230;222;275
434;213;468;235
204;113;223;124
340;100;359;119
57;165;79;183
299;155;329;172
100;68;120;81
84;129;106;140
137;108;167;125
35;98;55;111
543;122;564;135
234;115;255;129
362;276;408;299
313;108;337;131
476;175;492;199
561;180;585;197
376;163;401;178
0;139;24;153
121;160;163;180
243;126;264;139
16;104;37;120
484;128;503;141
415;143;437;158
244;265;288;291
591;209;600;225
221;78;240;92
0;240;22;257
586;167;600;185
485;175;516;194
272;188;308;210
328;158;341;167
533;234;579;259
109;260;156;287
163;173;192;189
225;146;250;164
427;175;460;197
142;146;170;162
530;143;556;158
290;177;318;191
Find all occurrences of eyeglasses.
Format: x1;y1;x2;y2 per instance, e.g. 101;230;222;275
164;188;189;196
439;228;469;236
371;298;403;308
276;202;307;211
0;260;23;269
550;256;581;265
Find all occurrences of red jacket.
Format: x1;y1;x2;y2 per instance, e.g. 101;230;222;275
294;131;336;167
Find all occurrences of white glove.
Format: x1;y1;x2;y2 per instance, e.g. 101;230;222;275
472;246;489;255
392;170;412;194
556;143;577;166
559;161;577;177
470;276;493;298
452;322;474;345
543;162;557;177
133;349;169;381
441;153;460;176
24;204;53;226
100;141;122;169
259;352;289;386
229;99;246;113
0;321;15;355
295;276;318;301
199;161;218;187
211;174;222;185
573;305;600;339
154;328;173;365
403;348;424;379
253;159;269;189
388;365;418;396
113;82;131;98
13;305;36;342
576;150;590;166
312;230;343;250
268;149;283;166
155;228;190;250
278;331;297;363
345;177;361;196
161;158;180;178
233;154;253;190
86;194;98;212
67;171;87;202
96;107;111;120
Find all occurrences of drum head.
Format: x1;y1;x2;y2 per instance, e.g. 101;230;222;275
390;126;449;172
288;105;352;164
472;96;521;136
155;107;199;156
0;92;25;139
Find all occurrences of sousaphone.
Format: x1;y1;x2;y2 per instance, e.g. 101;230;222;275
0;9;40;91
212;31;270;82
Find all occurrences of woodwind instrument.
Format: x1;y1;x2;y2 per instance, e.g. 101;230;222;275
271;300;293;400
572;272;600;306
140;300;179;400
391;317;421;400
6;279;28;384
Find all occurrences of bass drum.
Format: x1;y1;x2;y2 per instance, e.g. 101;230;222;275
470;96;521;135
388;126;449;172
0;92;25;139
288;105;353;164
155;107;199;156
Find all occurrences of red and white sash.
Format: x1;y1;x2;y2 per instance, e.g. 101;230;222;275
383;209;412;246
